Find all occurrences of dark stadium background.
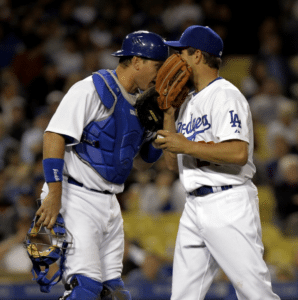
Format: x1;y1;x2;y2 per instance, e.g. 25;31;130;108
1;0;298;299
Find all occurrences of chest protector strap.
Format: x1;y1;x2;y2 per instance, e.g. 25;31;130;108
73;70;144;184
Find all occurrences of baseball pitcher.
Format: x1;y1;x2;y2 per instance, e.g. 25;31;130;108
154;25;280;300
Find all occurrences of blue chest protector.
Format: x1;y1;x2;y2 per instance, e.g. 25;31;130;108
73;70;145;184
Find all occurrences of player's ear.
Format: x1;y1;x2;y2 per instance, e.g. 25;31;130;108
132;56;141;70
195;50;203;64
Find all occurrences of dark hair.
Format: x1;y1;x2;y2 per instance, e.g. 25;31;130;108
119;56;133;67
187;47;221;69
119;56;149;67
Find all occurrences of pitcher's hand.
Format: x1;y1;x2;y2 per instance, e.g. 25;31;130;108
154;130;190;154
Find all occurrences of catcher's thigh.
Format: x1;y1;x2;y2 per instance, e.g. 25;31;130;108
41;182;124;284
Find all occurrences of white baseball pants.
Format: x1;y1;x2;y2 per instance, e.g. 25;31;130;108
171;181;280;300
41;179;124;285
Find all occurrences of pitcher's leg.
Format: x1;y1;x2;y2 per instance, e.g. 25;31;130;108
171;205;219;300
202;186;280;300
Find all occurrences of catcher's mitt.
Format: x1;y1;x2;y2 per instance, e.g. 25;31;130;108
156;53;192;110
134;86;164;132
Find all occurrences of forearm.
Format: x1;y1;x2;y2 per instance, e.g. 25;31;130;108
184;140;248;166
155;132;248;167
161;109;179;172
43;131;66;159
36;131;66;228
133;154;154;171
43;131;65;193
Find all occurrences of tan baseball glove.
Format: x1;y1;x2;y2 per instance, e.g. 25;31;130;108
155;53;192;110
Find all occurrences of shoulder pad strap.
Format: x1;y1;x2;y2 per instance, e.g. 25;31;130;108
92;70;121;109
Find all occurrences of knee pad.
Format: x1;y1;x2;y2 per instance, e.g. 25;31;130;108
64;274;103;300
101;278;131;300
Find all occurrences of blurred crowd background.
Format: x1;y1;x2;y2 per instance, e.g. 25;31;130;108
1;0;298;291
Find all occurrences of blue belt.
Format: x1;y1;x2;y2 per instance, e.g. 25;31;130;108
67;177;112;194
189;185;232;197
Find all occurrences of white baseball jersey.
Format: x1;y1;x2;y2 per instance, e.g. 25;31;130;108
42;70;140;288
171;77;280;300
176;78;256;193
45;71;137;194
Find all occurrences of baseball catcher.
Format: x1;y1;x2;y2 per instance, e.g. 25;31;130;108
34;30;169;300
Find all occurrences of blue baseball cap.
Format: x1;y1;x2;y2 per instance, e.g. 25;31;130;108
165;25;223;57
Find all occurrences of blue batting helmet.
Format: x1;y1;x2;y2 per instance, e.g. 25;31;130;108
111;31;169;61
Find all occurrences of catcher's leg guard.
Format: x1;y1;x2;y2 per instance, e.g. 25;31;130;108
101;278;131;300
61;274;103;300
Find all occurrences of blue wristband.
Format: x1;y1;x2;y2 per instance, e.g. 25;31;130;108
140;142;162;163
43;158;64;183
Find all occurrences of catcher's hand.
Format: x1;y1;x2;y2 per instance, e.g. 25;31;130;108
156;53;192;110
134;86;164;132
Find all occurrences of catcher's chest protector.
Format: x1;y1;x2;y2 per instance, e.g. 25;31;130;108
74;70;145;184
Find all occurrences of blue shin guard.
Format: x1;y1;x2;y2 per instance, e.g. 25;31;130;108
65;275;103;300
101;278;131;300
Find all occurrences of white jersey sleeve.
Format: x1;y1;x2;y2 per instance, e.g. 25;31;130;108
46;76;108;144
212;86;250;143
45;75;124;194
176;78;256;193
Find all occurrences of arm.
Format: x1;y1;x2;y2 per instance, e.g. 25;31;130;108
153;107;179;172
134;127;166;171
155;131;248;166
133;137;163;171
35;131;65;229
133;154;154;171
